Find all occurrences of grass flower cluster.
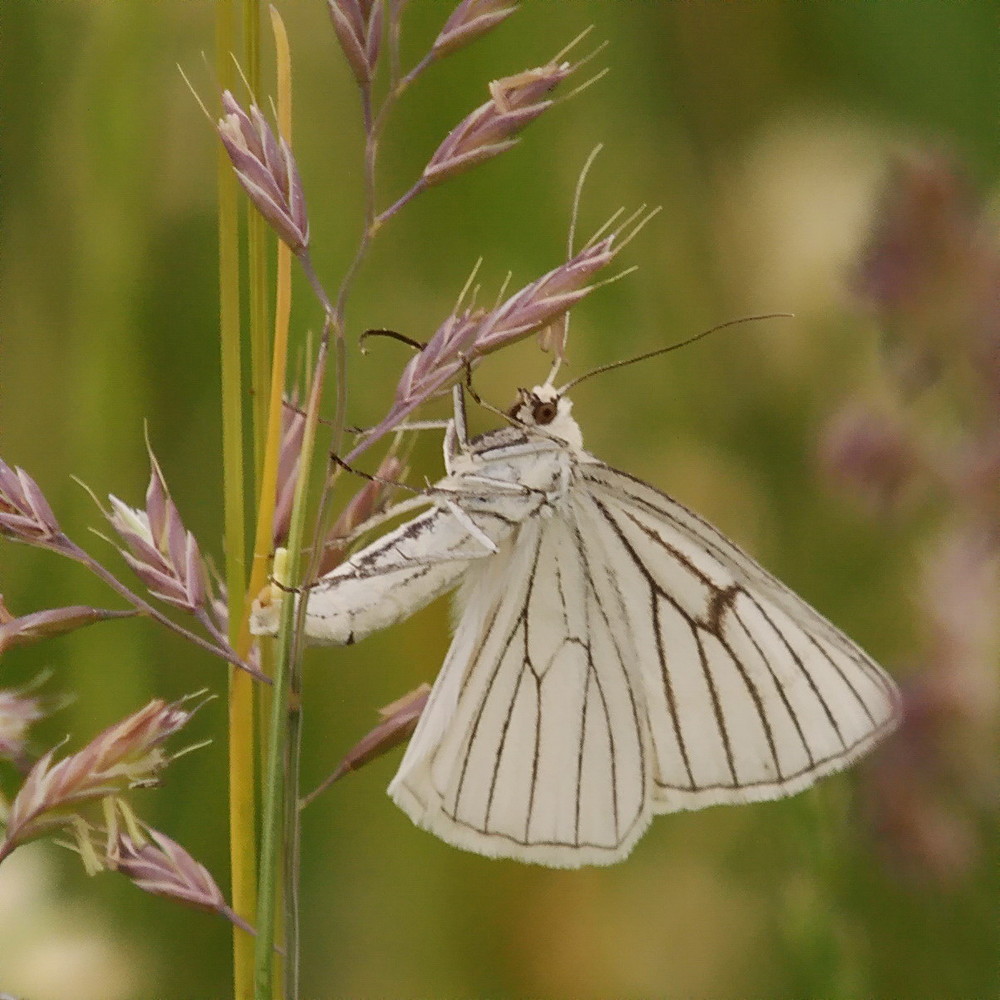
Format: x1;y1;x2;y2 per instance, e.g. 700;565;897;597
0;4;632;997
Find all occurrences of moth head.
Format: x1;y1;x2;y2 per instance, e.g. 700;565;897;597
505;384;582;449
507;385;562;425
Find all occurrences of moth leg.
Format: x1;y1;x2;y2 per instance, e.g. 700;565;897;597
329;494;436;548
440;474;538;496
387;418;451;433
443;385;469;475
441;498;499;553
331;453;421;497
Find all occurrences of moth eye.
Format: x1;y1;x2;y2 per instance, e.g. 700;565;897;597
533;399;558;425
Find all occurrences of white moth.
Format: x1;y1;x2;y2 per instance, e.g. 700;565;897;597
252;382;901;868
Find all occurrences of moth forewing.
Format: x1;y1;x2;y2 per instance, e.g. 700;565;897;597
249;385;572;646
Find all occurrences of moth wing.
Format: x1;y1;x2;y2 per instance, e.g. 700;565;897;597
577;463;901;812
388;511;655;868
270;484;545;645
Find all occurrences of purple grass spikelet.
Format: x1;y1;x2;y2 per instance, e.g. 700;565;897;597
110;826;255;935
328;0;383;87
107;448;208;615
0;459;65;549
0;604;137;655
422;60;578;187
376;233;618;436
301;684;430;807
272;396;307;547
0;679;50;771
0;697;200;863
218;91;310;254
431;0;519;58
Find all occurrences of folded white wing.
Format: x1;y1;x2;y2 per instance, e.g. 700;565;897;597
389;511;656;868
251;495;543;645
578;463;901;812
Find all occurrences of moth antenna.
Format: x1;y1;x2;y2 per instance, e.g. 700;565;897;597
557;312;794;394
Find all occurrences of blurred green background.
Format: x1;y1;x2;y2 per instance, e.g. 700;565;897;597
1;2;996;998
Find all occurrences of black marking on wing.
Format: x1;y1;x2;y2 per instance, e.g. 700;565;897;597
705;585;739;634
616;503;784;775
579;461;899;796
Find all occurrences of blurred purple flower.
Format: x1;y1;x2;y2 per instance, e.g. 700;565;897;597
853;151;1000;401
834;151;1000;884
819;402;919;514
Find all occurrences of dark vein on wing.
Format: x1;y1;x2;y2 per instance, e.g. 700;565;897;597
692;628;739;783
801;630;880;726
570;501;650;839
520;537;547;840
612;505;789;785
450;581;527;820
738;590;847;750
727;601;815;769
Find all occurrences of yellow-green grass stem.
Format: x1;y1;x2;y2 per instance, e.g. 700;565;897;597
215;2;256;998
